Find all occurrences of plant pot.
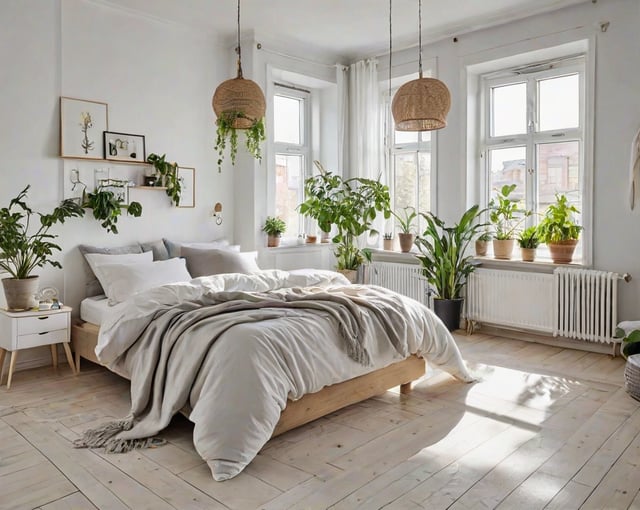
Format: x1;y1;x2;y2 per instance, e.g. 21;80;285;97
383;238;394;251
267;235;281;248
492;239;515;260
475;240;488;257
520;247;536;262
433;298;464;332
548;239;578;264
398;233;415;253
337;269;358;283
306;235;317;244
2;276;39;311
321;231;331;243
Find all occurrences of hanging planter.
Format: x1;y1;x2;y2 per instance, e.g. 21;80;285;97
212;0;266;172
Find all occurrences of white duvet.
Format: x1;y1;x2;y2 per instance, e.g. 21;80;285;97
95;269;473;480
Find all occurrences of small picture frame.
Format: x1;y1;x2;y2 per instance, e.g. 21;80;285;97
98;178;130;205
103;131;146;163
177;167;195;208
60;97;109;160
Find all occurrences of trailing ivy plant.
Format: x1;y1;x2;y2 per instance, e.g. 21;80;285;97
147;153;181;206
82;180;142;234
215;112;266;172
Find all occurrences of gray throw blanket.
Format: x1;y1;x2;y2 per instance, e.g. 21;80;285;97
73;287;408;454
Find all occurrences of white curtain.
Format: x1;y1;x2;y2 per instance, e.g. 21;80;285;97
347;59;380;180
336;65;349;178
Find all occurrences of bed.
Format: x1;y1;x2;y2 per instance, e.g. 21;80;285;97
70;243;473;481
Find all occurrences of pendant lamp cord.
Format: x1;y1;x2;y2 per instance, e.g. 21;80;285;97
388;0;392;99
418;0;423;79
236;0;243;78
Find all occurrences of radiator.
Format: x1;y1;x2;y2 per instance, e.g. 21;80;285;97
467;267;623;343
368;261;429;306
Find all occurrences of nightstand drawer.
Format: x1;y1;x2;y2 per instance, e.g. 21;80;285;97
17;313;68;335
16;329;68;349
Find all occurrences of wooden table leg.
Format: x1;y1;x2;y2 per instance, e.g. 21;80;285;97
50;344;58;369
62;342;76;375
0;347;6;385
7;350;18;390
75;351;81;373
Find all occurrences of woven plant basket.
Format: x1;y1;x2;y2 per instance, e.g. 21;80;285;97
392;77;451;131
212;76;266;129
624;354;640;402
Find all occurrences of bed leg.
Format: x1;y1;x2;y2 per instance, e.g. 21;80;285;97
75;352;81;373
400;381;412;394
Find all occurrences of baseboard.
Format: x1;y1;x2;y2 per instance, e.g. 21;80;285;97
464;321;619;356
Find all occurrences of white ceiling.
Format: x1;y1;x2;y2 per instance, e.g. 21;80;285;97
101;0;590;61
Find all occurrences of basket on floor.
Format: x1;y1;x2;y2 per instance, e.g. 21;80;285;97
624;354;640;401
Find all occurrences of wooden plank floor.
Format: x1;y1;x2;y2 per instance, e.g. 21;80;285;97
1;332;639;510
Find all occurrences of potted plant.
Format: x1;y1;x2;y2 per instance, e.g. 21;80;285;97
299;161;390;282
147;153;182;206
391;206;417;253
0;186;84;310
298;169;337;243
414;205;486;331
82;179;143;234
517;226;540;262
262;216;286;247
475;230;492;257
536;193;582;264
489;184;530;260
383;232;394;251
215;112;266;173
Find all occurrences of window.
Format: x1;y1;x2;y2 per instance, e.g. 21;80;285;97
481;58;586;260
273;86;310;236
385;90;433;229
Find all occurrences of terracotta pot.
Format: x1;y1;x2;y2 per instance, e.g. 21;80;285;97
337;269;358;283
2;275;39;311
398;233;415;253
492;239;515;260
383;238;394;251
267;234;280;248
306;235;317;244
548;239;578;264
520;247;536;262
475;240;488;257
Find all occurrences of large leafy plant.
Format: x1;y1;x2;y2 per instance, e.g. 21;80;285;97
147;153;181;206
299;161;391;271
414;205;486;300
82;181;142;235
489;184;530;240
536;193;582;243
0;185;84;279
214;112;265;172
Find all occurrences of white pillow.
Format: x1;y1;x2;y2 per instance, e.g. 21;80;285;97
94;258;192;305
84;251;153;280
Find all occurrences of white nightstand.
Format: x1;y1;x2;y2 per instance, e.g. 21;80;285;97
0;306;75;389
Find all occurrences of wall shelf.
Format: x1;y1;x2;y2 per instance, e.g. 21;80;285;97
134;186;167;190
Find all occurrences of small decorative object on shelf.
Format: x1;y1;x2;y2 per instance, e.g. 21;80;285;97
306;235;317;244
143;175;158;187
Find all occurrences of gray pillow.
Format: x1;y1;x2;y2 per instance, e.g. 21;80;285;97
140;240;169;261
79;243;143;296
163;238;230;259
181;247;259;278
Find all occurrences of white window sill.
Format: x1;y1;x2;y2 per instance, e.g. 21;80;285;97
473;256;587;273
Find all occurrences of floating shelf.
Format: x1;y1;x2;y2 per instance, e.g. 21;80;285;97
135;186;167;190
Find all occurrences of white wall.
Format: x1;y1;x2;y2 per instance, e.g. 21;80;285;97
0;0;230;369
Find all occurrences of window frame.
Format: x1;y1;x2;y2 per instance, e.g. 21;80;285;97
272;84;312;238
480;58;589;262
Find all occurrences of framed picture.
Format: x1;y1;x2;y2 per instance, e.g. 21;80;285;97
177;167;195;208
103;131;146;163
97;178;130;205
60;97;108;160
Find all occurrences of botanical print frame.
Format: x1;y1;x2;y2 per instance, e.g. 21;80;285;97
104;131;146;163
60;97;108;160
177;166;195;208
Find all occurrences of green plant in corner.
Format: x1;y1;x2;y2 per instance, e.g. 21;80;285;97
517;226;540;249
147;153;181;206
82;180;142;235
0;185;85;279
215;112;266;172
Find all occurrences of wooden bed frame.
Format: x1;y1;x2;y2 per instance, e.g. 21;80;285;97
71;321;426;437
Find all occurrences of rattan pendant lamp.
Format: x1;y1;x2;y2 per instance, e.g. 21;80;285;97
212;0;265;129
391;0;451;131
